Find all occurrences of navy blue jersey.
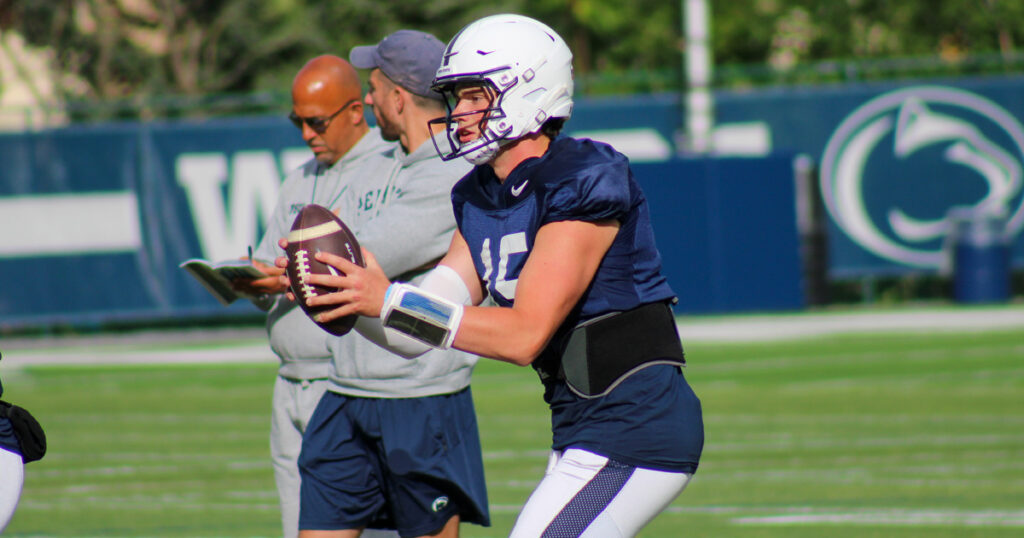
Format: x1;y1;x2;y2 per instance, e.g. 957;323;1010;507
452;136;703;473
452;136;675;318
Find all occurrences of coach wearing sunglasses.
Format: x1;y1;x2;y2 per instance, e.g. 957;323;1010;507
242;54;394;538
289;91;365;167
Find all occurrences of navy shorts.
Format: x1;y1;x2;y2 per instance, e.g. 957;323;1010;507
298;388;490;536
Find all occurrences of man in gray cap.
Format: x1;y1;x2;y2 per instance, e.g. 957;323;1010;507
293;30;488;538
350;29;448;154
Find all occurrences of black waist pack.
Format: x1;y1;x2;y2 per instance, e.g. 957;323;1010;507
0;400;46;463
553;301;686;398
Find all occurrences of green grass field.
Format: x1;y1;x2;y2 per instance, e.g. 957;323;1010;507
2;325;1023;537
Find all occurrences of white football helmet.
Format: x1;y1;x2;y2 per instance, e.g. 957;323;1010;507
430;14;574;164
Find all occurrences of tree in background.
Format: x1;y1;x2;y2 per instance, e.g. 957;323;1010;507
1;0;1023;122
0;0;523;119
2;0;334;119
713;0;1024;85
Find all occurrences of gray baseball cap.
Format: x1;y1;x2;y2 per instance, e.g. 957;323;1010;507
350;30;445;101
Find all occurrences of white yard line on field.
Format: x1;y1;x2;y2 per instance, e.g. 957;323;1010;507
483;504;1024;527
731;508;1024;527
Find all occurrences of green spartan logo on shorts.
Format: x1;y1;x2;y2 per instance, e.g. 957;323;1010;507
431;496;449;513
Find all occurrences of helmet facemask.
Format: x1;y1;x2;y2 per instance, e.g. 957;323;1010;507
430;78;516;165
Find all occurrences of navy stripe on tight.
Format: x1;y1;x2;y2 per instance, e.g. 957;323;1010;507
541;459;635;537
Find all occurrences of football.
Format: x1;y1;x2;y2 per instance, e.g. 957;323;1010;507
285;204;364;336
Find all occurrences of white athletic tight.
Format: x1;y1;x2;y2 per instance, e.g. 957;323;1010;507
509;448;692;537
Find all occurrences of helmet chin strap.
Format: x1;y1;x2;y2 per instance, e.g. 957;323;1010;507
460;119;513;165
464;142;499;165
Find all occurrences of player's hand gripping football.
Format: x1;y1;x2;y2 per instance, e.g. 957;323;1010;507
275;239;392;323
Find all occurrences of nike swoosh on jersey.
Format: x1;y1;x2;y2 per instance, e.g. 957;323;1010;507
511;180;529;196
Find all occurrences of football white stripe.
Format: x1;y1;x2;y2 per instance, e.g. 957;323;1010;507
287;220;342;243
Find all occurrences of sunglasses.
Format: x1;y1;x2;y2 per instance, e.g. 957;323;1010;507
289;98;359;134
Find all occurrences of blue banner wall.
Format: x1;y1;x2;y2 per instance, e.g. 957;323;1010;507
0;115;804;327
634;156;803;313
134;118;305;319
0;117;306;327
0;126;148;325
572;77;1024;278
6;74;1024;327
716;77;1024;277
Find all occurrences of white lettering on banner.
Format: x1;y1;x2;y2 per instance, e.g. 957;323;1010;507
573;129;673;162
0;192;141;258
176;150;298;261
572;125;772;160
280;148;311;174
820;86;1024;269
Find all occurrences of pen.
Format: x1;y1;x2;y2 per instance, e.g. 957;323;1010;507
248;245;253;265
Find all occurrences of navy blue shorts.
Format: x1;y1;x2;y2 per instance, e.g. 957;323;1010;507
298;388;490;536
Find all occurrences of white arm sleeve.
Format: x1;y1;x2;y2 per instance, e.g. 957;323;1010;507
353;264;472;358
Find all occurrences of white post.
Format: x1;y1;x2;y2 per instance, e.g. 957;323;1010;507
684;0;713;154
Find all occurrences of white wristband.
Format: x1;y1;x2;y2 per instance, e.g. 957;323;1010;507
380;283;464;349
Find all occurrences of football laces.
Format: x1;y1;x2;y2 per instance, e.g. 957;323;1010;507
293;249;318;298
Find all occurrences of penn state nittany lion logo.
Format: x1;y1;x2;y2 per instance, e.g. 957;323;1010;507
820;86;1024;268
431;495;449;513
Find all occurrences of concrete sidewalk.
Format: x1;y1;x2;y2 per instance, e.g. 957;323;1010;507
0;327;277;367
2;304;1023;367
677;304;1024;342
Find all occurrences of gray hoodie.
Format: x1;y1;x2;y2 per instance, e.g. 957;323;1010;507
325;133;477;398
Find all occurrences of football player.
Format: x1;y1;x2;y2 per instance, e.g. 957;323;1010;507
1;355;46;532
286;14;704;537
0;377;23;533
